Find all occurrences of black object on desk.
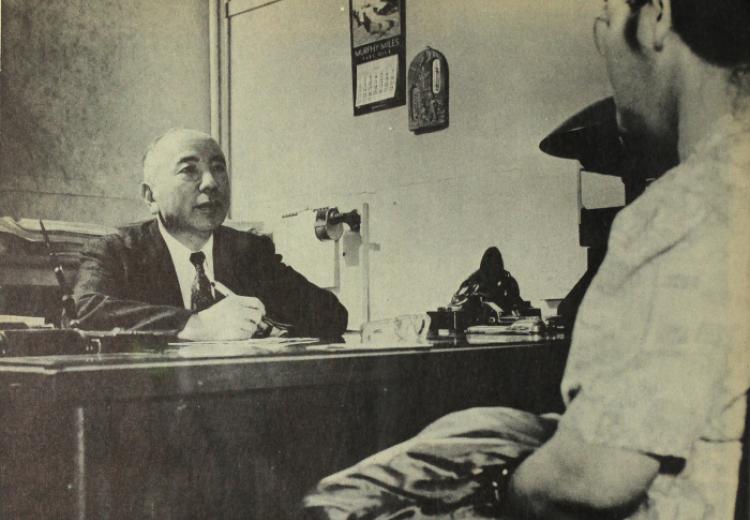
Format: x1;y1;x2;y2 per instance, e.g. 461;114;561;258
0;328;178;357
0;328;88;357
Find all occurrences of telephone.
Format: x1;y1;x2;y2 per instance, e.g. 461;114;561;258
428;247;541;337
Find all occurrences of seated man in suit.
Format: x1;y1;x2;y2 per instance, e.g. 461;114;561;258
303;0;750;518
73;128;348;339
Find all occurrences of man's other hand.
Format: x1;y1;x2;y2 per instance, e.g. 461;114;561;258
177;295;266;341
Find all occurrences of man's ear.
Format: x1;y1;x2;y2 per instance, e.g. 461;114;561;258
141;183;159;215
652;0;672;51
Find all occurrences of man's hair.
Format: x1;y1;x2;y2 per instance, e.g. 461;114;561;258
671;0;750;68
141;128;215;185
625;0;750;69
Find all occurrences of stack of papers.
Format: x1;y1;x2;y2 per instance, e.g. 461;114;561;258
467;317;546;336
0;217;115;244
0;315;47;327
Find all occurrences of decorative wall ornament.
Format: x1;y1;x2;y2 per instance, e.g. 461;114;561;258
408;46;449;134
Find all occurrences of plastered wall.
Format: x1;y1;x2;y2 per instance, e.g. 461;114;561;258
0;0;211;225
226;0;622;327
0;0;623;328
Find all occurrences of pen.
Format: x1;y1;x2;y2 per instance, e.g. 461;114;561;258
211;281;292;331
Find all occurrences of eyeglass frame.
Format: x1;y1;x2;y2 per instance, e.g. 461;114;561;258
593;15;609;56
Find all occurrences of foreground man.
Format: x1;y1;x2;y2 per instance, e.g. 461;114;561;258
74;128;348;339
304;0;750;518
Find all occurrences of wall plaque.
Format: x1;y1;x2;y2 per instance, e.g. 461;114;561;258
408;46;449;133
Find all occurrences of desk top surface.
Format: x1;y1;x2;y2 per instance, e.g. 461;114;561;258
0;333;565;371
0;334;569;404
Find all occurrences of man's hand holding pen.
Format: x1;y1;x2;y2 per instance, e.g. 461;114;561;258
177;281;267;341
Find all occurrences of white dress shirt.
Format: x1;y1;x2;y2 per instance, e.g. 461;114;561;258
158;220;215;310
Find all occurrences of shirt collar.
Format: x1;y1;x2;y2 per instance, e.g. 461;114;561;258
157;219;214;262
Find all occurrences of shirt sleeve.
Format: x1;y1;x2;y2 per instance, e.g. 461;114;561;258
559;347;727;459
250;234;349;338
558;222;731;460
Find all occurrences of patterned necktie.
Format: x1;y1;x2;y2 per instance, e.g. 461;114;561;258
189;252;215;312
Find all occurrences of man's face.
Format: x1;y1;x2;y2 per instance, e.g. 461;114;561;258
596;0;677;147
143;131;230;239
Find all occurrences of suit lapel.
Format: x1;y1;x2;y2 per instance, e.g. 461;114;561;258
214;226;237;292
142;219;183;307
214;226;256;296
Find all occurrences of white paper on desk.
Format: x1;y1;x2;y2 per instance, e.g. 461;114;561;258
272;212;336;288
170;337;319;358
306;341;432;352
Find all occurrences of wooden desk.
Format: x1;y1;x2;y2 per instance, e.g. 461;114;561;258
0;337;569;519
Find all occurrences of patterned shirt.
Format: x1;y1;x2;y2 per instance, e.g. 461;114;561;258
558;113;750;519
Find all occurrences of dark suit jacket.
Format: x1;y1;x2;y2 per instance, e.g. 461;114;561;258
73;219;348;337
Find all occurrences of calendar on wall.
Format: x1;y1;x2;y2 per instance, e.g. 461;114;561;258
349;0;405;116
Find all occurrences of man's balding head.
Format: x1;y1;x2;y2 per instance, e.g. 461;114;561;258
140;128;230;249
142;128;217;185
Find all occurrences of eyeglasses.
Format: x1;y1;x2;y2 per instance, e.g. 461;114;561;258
593;15;609;56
